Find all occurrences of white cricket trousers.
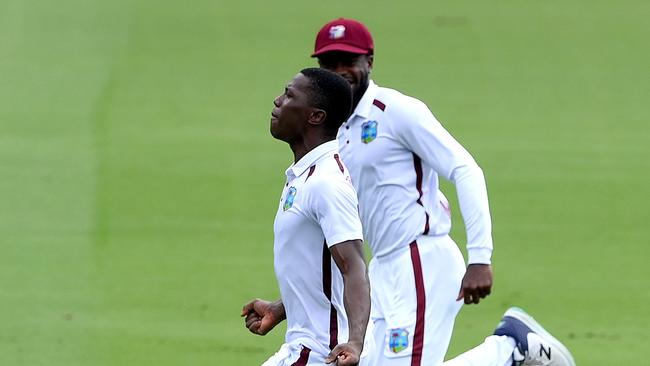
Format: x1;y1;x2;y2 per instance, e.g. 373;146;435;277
361;234;515;366
261;341;374;366
261;343;319;366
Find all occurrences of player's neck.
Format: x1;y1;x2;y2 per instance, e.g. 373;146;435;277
289;134;332;163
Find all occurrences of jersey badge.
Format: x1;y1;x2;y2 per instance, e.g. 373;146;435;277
361;120;378;143
388;328;409;353
283;187;297;211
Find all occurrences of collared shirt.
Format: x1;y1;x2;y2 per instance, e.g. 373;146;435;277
337;81;493;264
274;140;363;356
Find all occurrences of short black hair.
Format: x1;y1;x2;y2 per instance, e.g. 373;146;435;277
300;68;353;134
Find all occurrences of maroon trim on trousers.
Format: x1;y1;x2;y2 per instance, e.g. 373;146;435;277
333;154;345;173
372;99;386;111
322;241;339;350
409;241;426;366
290;346;311;366
412;154;430;235
305;165;316;182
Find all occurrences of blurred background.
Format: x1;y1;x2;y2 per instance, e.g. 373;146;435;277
1;0;648;364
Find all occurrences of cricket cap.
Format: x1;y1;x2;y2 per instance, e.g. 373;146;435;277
312;18;374;57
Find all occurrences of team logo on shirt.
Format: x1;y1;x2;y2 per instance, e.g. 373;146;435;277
361;120;378;143
283;187;297;211
388;328;409;353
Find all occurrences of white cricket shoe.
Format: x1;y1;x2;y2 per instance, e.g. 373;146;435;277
494;307;576;366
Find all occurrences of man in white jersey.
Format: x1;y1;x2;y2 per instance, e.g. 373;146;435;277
242;68;370;366
312;18;575;366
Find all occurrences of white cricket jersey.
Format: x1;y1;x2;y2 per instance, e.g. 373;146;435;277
337;81;493;264
273;140;363;357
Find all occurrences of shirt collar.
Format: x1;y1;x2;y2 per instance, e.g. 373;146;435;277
349;80;379;121
285;140;338;180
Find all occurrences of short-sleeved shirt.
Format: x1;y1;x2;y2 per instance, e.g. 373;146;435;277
337;81;493;264
273;140;363;357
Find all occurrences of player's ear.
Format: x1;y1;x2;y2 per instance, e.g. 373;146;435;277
308;109;326;126
367;54;374;70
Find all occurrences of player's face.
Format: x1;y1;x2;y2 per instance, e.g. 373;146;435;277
270;73;313;143
317;52;372;105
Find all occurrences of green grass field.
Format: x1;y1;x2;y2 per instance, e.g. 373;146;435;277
1;0;648;364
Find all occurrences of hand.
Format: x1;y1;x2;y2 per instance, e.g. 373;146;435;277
457;264;493;304
241;298;285;335
325;341;362;366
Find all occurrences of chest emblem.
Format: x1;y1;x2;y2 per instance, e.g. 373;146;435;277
283;187;297;211
361;120;378;143
388;328;409;353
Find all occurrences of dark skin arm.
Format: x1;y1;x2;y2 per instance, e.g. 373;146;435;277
324;239;370;366
457;263;493;304
241;298;286;335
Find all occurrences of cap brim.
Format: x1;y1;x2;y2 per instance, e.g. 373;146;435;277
311;43;370;57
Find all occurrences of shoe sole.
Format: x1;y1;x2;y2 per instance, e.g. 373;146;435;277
505;307;577;366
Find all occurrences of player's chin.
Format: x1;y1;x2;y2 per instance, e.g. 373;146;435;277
269;121;279;137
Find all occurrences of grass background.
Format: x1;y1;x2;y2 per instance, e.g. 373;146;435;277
1;0;648;364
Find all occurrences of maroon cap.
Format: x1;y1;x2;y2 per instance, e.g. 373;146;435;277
312;18;374;57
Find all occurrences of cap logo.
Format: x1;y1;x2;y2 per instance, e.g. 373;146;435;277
329;25;346;39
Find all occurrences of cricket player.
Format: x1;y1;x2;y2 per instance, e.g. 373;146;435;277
242;68;370;366
311;18;576;366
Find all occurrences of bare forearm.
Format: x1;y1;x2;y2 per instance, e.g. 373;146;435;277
270;299;287;321
342;265;370;345
330;240;370;347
